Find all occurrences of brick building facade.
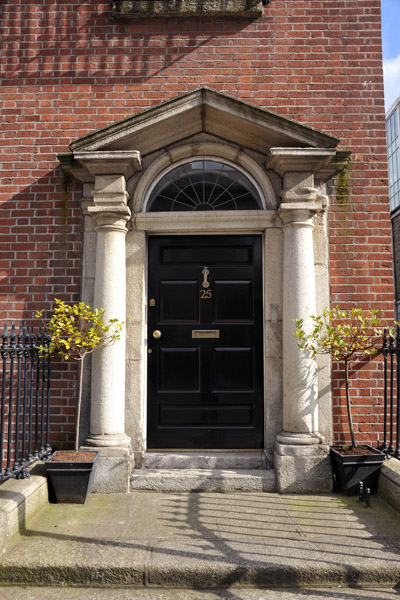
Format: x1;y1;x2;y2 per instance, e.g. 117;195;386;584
1;0;394;492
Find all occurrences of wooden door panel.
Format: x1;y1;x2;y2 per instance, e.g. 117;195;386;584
158;405;253;426
159;280;199;322
212;347;254;391
158;348;200;392
160;244;252;265
212;280;253;322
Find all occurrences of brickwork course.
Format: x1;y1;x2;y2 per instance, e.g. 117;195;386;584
0;0;394;447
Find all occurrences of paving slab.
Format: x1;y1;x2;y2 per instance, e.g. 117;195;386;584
0;587;400;600
1;492;400;589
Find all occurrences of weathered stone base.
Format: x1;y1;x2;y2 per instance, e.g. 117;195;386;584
113;0;264;19
0;463;48;556
275;441;332;494
80;446;133;494
378;460;400;512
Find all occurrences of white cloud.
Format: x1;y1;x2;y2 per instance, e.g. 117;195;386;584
384;54;400;112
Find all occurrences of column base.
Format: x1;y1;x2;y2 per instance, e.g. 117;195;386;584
80;445;133;494
85;433;131;448
276;431;325;445
275;439;332;494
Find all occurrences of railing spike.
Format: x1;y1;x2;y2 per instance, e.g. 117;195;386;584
17;324;23;349
2;323;8;345
29;327;36;349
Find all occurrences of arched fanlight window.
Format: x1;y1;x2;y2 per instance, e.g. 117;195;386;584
146;160;263;212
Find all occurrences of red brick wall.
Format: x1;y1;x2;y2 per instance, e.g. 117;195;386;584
0;0;393;447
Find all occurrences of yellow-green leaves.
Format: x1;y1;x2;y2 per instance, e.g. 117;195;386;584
35;299;126;452
294;306;395;363
294;306;398;448
35;298;125;362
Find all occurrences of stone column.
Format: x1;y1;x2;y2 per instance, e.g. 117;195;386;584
266;149;335;493
78;188;97;446
72;151;141;492
278;204;320;445
85;174;131;448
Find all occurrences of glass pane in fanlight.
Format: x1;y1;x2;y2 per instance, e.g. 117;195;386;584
147;160;262;212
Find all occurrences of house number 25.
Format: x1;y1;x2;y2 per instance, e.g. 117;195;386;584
200;289;212;299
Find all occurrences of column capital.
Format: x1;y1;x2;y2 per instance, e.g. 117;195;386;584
278;204;321;226
87;173;132;232
87;206;131;232
59;150;141;232
266;148;335;210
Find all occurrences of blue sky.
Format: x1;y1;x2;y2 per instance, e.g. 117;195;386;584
382;0;400;111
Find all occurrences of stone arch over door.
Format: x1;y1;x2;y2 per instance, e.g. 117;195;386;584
60;87;349;493
133;146;276;212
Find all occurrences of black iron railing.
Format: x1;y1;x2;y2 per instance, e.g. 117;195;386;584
1;324;52;484
380;329;400;458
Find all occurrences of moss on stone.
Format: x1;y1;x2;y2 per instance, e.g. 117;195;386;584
335;164;351;208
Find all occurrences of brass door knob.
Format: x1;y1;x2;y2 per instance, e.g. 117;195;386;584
153;330;162;339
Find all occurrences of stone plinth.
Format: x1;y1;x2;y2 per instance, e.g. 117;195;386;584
113;0;264;19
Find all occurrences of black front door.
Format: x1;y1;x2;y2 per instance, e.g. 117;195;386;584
147;235;264;449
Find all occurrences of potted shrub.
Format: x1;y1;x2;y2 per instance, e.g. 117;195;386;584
294;306;397;495
35;299;124;503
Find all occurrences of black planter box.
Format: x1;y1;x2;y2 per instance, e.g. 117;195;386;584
330;445;385;495
45;451;99;504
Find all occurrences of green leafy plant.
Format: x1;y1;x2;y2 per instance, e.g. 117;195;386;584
294;306;397;449
35;299;125;452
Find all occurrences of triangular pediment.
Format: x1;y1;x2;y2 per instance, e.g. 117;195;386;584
68;88;339;157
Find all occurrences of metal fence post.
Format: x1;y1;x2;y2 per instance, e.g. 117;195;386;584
0;324;53;484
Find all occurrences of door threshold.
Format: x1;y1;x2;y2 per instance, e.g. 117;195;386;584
142;450;270;470
131;468;276;492
146;449;262;452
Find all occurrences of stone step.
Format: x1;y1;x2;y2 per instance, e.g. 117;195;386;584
143;450;269;470
130;467;276;492
1;586;399;599
2;493;400;591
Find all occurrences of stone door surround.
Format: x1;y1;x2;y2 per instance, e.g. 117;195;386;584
59;88;349;493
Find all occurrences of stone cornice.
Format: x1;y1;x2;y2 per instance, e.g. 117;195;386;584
266;148;336;175
58;151;142;183
266;147;350;185
66;89;339;156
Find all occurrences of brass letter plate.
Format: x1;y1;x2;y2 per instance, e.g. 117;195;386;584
192;330;220;339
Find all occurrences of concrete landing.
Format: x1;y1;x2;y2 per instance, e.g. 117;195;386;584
2;492;400;590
